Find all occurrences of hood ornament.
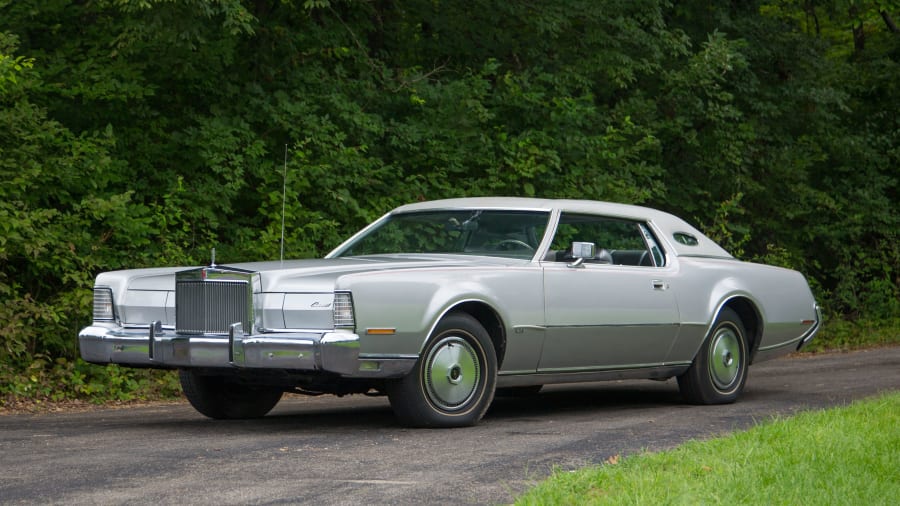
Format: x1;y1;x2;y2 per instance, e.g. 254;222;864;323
210;247;217;267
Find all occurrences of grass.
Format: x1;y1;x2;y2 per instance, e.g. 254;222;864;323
515;391;900;505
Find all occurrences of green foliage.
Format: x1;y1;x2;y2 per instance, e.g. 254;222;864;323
0;357;181;406
0;0;897;402
805;317;900;352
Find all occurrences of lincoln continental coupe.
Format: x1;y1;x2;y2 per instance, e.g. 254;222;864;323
79;197;821;427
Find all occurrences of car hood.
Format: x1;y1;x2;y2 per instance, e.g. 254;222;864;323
248;255;517;292
107;255;518;293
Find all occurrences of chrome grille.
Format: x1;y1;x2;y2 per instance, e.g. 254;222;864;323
176;280;250;335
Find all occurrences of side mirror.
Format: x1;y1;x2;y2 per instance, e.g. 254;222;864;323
571;241;595;259
568;241;595;268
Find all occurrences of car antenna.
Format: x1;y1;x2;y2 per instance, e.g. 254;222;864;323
280;143;288;265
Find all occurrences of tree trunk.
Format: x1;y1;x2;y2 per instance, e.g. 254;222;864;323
805;0;820;36
849;5;865;55
881;10;900;33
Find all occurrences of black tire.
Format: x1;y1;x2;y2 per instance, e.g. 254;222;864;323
386;312;498;428
179;370;283;419
678;307;749;405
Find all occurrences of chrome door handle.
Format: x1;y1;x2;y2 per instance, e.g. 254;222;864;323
651;279;668;290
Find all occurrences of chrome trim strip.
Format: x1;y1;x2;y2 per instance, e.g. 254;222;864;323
496;369;535;375
419;298;500;353
757;335;805;352
358;353;419;360
496;364;691;388
753;337;803;363
512;325;547;331
260;327;337;333
391;205;555;213
123;323;175;330
542;323;681;329
531;361;691;374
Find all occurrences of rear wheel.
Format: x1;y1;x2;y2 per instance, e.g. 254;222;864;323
387;312;497;427
678;307;749;404
179;370;283;419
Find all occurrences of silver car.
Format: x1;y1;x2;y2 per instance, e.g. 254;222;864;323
79;197;821;427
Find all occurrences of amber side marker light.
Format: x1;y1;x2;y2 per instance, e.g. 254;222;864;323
366;328;396;335
801;320;816;325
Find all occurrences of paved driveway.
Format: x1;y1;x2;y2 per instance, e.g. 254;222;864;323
1;346;898;505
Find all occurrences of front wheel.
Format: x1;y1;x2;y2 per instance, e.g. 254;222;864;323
678;307;749;404
386;312;497;427
179;370;283;419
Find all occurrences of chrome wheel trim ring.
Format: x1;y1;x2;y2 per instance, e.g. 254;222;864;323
423;335;482;411
708;325;742;392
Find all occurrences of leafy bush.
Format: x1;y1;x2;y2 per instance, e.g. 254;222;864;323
805;318;900;353
0;357;180;407
0;1;897;405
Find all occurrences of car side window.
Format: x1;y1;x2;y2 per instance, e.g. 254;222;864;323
639;223;666;267
548;213;664;267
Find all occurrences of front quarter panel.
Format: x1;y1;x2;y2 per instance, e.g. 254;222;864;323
338;264;545;371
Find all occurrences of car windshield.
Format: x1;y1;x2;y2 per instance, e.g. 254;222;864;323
333;210;551;259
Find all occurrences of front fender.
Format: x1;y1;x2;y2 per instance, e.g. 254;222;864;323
338;266;544;359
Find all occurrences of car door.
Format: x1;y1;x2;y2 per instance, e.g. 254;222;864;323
538;213;680;372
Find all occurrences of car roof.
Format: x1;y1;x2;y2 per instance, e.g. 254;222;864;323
392;197;733;259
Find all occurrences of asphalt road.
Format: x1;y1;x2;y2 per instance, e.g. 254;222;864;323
2;346;898;505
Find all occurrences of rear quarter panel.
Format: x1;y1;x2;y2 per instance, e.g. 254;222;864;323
668;257;818;363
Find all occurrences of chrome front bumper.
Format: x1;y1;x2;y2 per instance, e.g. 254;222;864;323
79;323;365;376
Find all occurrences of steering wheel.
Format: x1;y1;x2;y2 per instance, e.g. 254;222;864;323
496;239;534;251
